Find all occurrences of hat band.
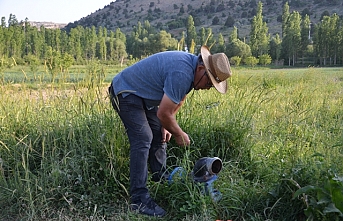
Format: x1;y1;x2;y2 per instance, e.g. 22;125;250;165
208;55;222;83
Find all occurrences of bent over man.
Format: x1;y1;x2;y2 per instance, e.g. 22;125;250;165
109;45;231;217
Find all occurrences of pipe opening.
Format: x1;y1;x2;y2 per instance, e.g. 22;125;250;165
211;159;222;174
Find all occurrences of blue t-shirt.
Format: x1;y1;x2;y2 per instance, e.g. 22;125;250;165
112;51;198;105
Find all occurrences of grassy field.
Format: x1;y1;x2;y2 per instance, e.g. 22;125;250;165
0;65;343;220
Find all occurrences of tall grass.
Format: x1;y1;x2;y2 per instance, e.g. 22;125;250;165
0;66;343;220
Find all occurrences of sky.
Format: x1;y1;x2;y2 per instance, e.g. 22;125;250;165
0;0;113;24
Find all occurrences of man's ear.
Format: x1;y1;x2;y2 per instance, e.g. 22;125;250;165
196;63;206;71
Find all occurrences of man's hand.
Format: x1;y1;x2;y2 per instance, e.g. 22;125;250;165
161;127;172;143
157;94;190;146
174;131;190;146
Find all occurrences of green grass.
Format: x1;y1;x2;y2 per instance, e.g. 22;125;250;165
1;63;124;85
0;66;343;220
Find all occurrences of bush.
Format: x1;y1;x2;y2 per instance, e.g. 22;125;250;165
259;54;272;66
244;56;259;66
230;56;242;66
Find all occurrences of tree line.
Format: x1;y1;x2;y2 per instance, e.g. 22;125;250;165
1;1;343;68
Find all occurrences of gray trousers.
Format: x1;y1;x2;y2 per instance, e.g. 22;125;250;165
109;85;167;200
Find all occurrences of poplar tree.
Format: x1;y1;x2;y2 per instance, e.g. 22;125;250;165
198;27;206;46
108;30;115;61
186;15;197;49
249;1;269;57
59;30;69;55
300;15;311;63
338;20;343;65
39;26;48;60
90;26;98;59
54;28;61;52
315;14;340;65
22;19;31;56
282;11;301;66
0;18;4;57
282;2;290;38
69;27;82;62
269;34;282;61
229;26;238;42
97;26;107;60
28;23;43;59
216;33;226;53
7;22;23;59
113;28;127;63
115;28;126;44
114;38;127;66
328;14;340;65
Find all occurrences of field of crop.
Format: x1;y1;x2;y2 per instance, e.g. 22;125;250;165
0;65;343;221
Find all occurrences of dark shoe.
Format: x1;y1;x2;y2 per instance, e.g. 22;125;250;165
131;195;166;217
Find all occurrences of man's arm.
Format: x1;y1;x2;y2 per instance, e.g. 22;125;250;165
173;95;186;114
157;94;190;146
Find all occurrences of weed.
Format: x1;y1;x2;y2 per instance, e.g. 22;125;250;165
0;66;343;220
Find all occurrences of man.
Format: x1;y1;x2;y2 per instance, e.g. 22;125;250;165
108;45;231;217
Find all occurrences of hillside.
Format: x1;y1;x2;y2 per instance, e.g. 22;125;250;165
65;0;343;39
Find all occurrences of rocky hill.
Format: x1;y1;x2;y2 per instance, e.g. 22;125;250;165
64;0;343;39
29;21;67;29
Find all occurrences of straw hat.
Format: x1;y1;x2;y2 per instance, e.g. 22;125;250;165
201;45;232;94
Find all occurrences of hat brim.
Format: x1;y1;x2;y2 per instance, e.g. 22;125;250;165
201;46;227;94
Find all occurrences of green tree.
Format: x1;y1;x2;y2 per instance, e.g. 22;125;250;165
229;26;238;42
269;33;282;61
153;30;178;52
282;11;302;66
108;30;115;61
113;39;127;66
0;19;4;57
8;14;19;27
97;26;107;61
7;21;23;60
186;15;197;49
22;19;31;57
282;2;290;38
249;1;269;57
338;20;343;65
53;28;61;52
215;33;226;53
314;14;340;65
299;15;312;64
1;17;6;27
115;28;126;43
59;30;69;55
28;25;44;59
226;38;252;59
68;27;82;62
198;27;206;46
84;26;97;59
